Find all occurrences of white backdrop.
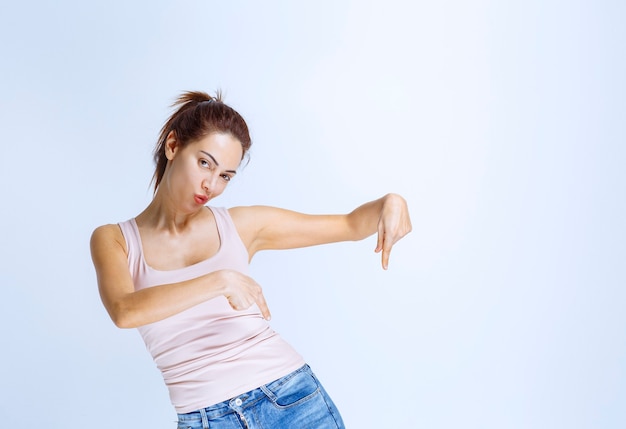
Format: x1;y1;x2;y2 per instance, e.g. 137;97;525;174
0;1;624;428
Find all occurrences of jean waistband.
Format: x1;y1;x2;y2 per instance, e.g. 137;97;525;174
177;364;311;421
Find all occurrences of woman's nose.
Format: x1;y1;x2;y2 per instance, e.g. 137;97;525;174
202;175;217;193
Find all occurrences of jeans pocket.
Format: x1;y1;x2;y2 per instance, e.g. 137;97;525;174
263;369;320;409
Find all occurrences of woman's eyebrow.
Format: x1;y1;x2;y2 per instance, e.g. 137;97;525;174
200;150;219;165
200;150;237;174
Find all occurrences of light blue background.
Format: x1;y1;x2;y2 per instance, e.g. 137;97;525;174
0;1;624;428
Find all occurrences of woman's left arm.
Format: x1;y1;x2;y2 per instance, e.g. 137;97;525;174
229;193;412;269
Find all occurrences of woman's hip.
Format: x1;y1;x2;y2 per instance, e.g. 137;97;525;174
176;364;344;429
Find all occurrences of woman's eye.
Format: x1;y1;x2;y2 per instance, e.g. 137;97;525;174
221;174;232;182
199;159;211;169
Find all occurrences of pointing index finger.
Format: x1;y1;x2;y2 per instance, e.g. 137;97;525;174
382;247;391;270
381;232;393;270
256;291;272;321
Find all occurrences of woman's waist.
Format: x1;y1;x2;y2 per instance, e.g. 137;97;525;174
166;340;305;413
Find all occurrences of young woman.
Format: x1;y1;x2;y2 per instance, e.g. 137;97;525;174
90;91;412;429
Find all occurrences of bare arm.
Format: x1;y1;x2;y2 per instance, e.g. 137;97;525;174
230;193;412;269
90;224;271;328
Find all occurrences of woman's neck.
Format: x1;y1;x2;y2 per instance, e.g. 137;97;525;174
136;190;206;233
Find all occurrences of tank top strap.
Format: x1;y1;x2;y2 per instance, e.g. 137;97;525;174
209;206;231;238
208;206;249;261
117;218;144;281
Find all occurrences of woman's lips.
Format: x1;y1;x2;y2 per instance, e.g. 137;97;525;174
194;194;209;205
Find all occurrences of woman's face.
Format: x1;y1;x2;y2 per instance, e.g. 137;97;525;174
163;132;244;210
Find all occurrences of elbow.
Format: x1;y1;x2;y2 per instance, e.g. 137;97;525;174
108;303;138;329
112;315;134;329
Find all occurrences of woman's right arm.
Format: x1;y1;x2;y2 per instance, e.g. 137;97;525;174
90;224;271;329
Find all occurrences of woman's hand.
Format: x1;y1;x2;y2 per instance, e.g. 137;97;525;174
220;270;272;320
375;194;412;270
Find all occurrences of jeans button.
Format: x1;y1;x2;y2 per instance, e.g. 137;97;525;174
235;398;243;406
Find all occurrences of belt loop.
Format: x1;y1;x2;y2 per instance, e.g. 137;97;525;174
260;384;277;402
200;407;210;429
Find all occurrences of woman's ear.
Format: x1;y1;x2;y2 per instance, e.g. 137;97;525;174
165;131;179;160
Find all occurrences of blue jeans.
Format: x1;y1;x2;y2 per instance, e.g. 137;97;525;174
176;364;345;429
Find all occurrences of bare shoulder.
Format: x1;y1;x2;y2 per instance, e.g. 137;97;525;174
228;205;274;222
227;206;266;246
90;223;127;256
228;205;300;254
227;205;257;221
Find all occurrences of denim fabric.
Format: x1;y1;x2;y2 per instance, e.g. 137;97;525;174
176;364;344;429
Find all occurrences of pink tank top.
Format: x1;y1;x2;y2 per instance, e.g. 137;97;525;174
118;206;304;413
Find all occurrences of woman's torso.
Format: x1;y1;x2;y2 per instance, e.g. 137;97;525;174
117;206;304;414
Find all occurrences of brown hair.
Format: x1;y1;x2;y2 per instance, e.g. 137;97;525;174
151;90;252;191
